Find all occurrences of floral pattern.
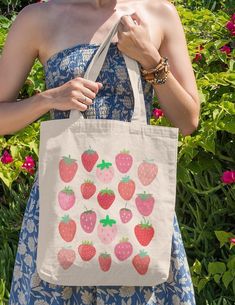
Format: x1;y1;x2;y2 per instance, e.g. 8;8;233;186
9;42;196;304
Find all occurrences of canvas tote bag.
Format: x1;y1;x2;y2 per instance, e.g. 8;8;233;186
36;16;179;286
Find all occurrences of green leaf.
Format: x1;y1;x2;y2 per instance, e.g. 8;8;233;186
222;271;233;289
213;274;221;284
198;278;209;293
191;259;202;275
215;231;234;247
208;262;226;275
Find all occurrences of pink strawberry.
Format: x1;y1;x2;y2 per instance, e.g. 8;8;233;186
119;202;132;223
138;159;158;186
81;148;99;172
58;186;76;210
80;208;97;233
58;215;76;242
81;179;96;199
97;188;115;209
118;176;135;200
96;160;114;183
114;237;133;261
78;241;96;261
135;191;155;216
57;247;76;270
98;252;112;272
97;215;117;244
132;250;150;275
59;155;78;182
115;149;133;173
134;218;154;246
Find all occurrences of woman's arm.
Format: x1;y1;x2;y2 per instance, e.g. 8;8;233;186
117;2;200;136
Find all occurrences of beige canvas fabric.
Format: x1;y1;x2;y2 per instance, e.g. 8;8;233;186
36;17;179;286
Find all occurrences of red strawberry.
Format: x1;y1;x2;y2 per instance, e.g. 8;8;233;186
58;186;76;210
118;176;135;200
134;219;154;246
96;160;114;183
58;215;76;242
138;159;158;186
78;241;96;261
135;191;155;216
98;252;112;272
57;247;76;270
81;148;99;172
119;202;132;223
80;208;97;233
115;149;133;173
132;250;150;275
59;155;78;182
81;179;96;199
97;188;115;209
114;237;133;261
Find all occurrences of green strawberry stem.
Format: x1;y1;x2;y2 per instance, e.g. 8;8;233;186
139;249;149;257
120;149;130;154
85;148;96;155
83;179;94;184
100;215;116;227
136;191;152;200
119;237;129;243
125;202;128;209
143;159;155;163
62;186;74;195
100;252;111;258
83;206;93;213
81;240;93;245
62;155;77;164
97;159;112;170
140;217;153;228
121;176;131;183
61;214;71;223
100;188;114;195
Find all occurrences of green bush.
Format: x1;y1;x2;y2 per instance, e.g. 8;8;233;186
0;2;235;305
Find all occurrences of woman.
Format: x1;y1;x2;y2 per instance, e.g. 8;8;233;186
0;0;200;304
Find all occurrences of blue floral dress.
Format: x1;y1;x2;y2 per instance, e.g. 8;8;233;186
9;42;196;305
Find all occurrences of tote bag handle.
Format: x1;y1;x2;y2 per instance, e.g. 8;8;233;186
69;16;147;125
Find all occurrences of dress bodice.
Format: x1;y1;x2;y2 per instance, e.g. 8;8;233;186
43;42;154;123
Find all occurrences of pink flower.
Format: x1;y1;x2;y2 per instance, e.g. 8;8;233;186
22;155;36;174
231;14;235;23
226;21;235;32
221;170;235;184
220;45;231;55
152;108;164;119
229;238;235;244
0;150;13;164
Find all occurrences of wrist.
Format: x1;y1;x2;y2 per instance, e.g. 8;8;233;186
36;89;55;112
138;44;162;70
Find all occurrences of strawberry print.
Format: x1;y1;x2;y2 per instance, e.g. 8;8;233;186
98;252;112;272
78;241;96;261
135;191;155;216
58;215;76;242
115;149;133;173
97;215;117;244
119;202;132;223
80;208;97;233
118;176;135;200
58;186;76;210
138;159;158;186
57;247;76;270
81;148;99;172
114;237;133;261
97;188;115;210
96;160;114;183
132;250;150;275
81;179;96;199
134;218;154;246
59;155;78;182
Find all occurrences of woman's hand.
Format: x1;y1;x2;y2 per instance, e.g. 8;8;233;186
117;13;161;70
40;77;103;111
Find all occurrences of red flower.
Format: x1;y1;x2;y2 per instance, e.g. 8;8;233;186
220;45;231;55
22;155;36;174
193;52;202;62
231;14;235;23
152;108;164;119
0;150;13;164
221;170;235;184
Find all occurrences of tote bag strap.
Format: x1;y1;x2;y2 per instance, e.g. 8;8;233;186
69;15;147;125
